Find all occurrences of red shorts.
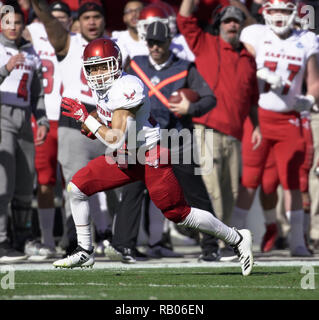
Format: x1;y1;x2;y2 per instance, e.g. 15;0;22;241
32;117;58;185
71;145;191;223
242;108;306;191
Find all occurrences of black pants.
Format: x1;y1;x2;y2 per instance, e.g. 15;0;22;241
112;161;219;253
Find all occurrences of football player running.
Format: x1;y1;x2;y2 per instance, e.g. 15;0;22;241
231;0;319;256
53;38;254;276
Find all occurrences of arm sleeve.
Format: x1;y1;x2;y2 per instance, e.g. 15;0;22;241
176;13;206;56
186;64;217;117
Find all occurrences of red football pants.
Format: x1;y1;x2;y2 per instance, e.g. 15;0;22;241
242;108;306;191
71;145;191;223
32;117;58;185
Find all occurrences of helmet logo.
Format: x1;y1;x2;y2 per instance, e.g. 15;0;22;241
87;56;101;61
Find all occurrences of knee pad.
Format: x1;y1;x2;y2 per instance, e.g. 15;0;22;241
67;182;89;201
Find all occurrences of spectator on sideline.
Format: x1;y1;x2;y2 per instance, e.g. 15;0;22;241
30;0;113;254
177;1;261;259
104;21;221;263
21;0;73;259
0;4;49;261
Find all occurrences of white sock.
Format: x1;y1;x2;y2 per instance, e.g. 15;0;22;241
263;208;277;225
178;207;240;246
286;210;305;249
230;206;249;229
68;182;93;251
38;208;55;249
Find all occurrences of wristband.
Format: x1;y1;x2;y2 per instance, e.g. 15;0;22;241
84;115;102;134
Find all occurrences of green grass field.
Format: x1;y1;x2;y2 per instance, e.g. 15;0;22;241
0;266;318;300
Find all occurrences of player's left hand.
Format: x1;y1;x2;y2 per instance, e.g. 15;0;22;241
35;125;48;146
251;126;262;150
61;97;89;122
169;92;190;116
293;94;315;112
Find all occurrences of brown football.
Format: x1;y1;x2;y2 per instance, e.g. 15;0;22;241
81;110;103;134
168;88;200;104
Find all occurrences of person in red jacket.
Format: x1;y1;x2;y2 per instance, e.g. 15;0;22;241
177;1;261;258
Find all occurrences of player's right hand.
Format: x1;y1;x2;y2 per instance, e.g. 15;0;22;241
61;97;89;122
6;53;25;72
256;68;283;90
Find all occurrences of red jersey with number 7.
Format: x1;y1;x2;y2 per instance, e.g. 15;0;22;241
240;24;319;112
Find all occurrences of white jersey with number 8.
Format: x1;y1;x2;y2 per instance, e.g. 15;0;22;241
27;22;62;121
240;24;319;112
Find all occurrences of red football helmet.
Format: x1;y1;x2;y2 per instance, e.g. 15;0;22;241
137;4;169;41
263;0;297;35
83;38;122;92
155;1;177;36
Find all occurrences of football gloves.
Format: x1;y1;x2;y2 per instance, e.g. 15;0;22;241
293;94;315;112
61;97;89;122
257;68;283;90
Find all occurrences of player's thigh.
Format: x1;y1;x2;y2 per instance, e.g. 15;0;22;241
0;129;16;201
15;121;35;201
71;155;138;196
144;161;190;223
35;120;58;185
261;149;280;194
241;134;270;189
273;132;305;191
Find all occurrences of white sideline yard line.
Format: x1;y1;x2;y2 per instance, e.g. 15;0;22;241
13;283;303;290
2;260;319;271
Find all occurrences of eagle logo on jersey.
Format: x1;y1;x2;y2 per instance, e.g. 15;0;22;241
124;90;136;101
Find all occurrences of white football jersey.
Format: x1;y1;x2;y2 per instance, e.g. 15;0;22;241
112;30;195;66
27;22;62;120
240;24;319;112
0;42;42;108
93;73;160;150
58;33;95;106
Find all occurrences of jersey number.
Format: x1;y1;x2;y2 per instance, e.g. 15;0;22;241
42;59;54;94
263;61;301;95
17;73;29;101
